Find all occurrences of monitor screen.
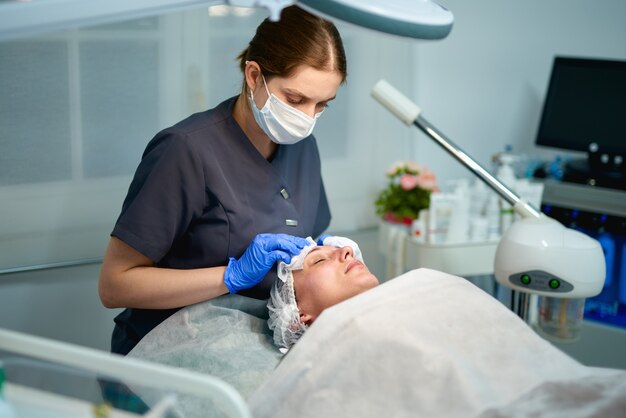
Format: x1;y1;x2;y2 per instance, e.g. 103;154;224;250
535;56;626;155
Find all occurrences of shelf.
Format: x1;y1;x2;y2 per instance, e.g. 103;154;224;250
542;180;626;218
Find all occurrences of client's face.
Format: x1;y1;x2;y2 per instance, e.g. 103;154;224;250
293;245;379;325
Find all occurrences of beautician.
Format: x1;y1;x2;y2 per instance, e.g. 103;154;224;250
98;5;347;355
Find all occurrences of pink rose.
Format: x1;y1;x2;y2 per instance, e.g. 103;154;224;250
416;169;437;190
399;173;419;190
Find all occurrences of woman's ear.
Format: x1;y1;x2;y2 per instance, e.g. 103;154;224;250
300;311;314;326
244;60;261;92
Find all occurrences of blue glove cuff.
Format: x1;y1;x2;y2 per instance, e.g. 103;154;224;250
316;233;332;246
223;257;238;294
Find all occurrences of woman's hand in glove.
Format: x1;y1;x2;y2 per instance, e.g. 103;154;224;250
223;233;309;293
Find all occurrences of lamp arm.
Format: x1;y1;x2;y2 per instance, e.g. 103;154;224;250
414;115;541;219
372;79;541;220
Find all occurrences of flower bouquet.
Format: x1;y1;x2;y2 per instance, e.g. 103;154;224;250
375;161;439;225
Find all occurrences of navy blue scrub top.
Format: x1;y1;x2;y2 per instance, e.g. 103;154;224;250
110;96;331;355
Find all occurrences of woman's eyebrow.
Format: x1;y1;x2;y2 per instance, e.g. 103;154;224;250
306;247;322;257
283;88;336;102
303;247;323;266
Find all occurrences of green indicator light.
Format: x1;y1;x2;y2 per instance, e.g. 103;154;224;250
549;279;560;289
520;274;531;285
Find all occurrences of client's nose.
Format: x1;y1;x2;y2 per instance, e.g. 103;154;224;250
339;246;353;261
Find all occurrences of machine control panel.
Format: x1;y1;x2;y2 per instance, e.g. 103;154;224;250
509;270;574;293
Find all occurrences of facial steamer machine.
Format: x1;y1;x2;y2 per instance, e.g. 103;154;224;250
371;80;606;341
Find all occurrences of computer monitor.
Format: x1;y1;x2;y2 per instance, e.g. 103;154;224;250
535;56;626;190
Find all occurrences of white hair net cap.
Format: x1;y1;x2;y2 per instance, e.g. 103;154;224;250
267;236;364;353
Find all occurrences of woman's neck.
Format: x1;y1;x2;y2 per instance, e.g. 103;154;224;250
232;93;278;160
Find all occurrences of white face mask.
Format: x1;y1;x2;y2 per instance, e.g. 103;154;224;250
249;76;323;145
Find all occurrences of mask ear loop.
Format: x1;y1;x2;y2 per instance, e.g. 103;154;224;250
260;75;271;97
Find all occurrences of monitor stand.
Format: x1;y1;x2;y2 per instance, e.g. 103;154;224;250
563;156;626;191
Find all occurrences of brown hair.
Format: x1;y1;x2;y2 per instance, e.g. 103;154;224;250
237;5;347;93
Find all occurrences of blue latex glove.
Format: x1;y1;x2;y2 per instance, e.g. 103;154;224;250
224;233;309;294
316;233;332;246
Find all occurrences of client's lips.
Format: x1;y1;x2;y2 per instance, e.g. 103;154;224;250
345;260;363;274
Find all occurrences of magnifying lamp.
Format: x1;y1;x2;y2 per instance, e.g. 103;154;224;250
296;0;453;40
371;79;606;342
238;0;454;39
0;0;453;41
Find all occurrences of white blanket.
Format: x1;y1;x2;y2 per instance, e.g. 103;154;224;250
248;268;625;418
